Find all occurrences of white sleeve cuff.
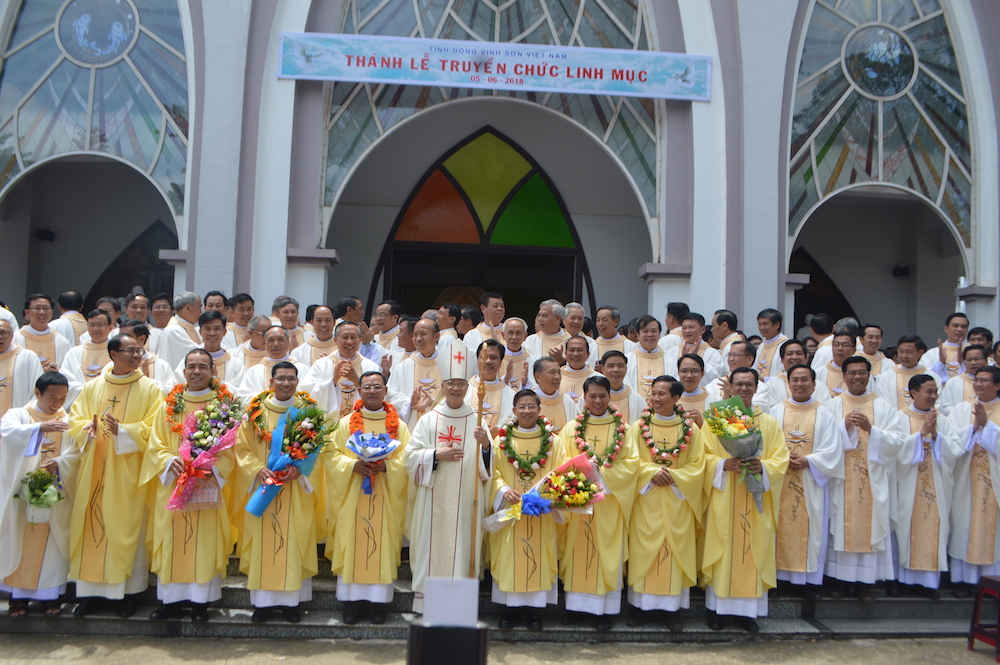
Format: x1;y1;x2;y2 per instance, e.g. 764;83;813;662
159;456;181;486
113;428;140;455
713;462;727;491
493;486;511;512
297;474;314;494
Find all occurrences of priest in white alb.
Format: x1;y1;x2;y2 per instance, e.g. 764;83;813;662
61;310;114;405
753;309;788;380
876;335;939;411
626;315;677;401
171;310;246;389
0;319;45;421
462;293;505;355
523;299;570;362
157;292;203;370
15;294;71;373
532;357;578;434
291;306;338;368
938;344;987;416
600;350;646;424
387;318;441;429
466;339;515;432
665;313;723;386
301;321;380;418
237;326;309;401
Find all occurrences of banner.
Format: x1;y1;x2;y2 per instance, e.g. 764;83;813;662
279;32;711;102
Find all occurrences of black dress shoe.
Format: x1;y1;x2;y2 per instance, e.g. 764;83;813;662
953;584;971;598
856;585;874;603
191;604;210;623
560;610;581;625
342;602;362;625
117;598;137;618
498;608;519;630
735;616;759;633
251;607;272;623
626;611;648;627
524;611;543;632
885;581;902;597
149;603;184;620
73;598;102;616
706;609;723;631
368;603;386;624
594;615;612;632
281;606;301;623
663;611;683;633
918;587;941;600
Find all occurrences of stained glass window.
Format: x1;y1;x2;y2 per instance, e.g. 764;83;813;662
326;0;657;221
0;0;189;213
789;0;971;245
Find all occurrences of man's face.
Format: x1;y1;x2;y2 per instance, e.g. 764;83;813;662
513;395;541;428
780;344;807;371
233;300;254;326
681;320;704;344
313;307;335;341
181;297;202;323
595;309;617;338
788;367;815;402
442;378;469;406
970;333;990;347
911;381;938;411
728;344;756;372
375;304;398;331
110;336;143;373
397;322;415;352
831;336;855;366
200;320;225;351
583;385;610;415
412;320;439;356
711;314;729;341
335;324;360;358
344;300;365;324
437;307;457;330
896;342;921;368
861;328;882;355
677;358;703;392
264;329;290;359
502;320;526;351
35;384;68;415
87;315;112;344
270;368;299;401
205;295;226;312
0;321;12;353
479;346;502;380
25;298;53;329
184;353;213;391
125;296;148;321
457;316;474;335
151;299;173;327
565;307;585;336
757;317;780;339
566;338;589;369
603;356;627;388
535;305;559;334
649;381;678;415
731;371;757;408
482;298;505;325
945;316;969;344
966;350;989;374
534;360;561;394
360;374;387;411
638;321;660;350
974;372;1000;401
804;338;817;357
844;362;870;395
276;304;299;329
96;301;117;322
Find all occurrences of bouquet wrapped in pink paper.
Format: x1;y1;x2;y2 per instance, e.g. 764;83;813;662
539;453;606;514
167;396;243;511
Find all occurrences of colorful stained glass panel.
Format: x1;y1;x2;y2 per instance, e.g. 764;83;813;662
489;173;574;247
442;132;532;228
395;168;481;243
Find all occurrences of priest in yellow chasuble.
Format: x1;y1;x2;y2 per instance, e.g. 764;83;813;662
892;374;961;599
555;375;638;632
404;339;492;614
324;370;409;626
826;356;905;600
626;376;704;632
0;373;78;617
66;334;162;617
235;362;323;623
945;365;1000;596
141;350;237;622
489;390;565;631
701;367;788;632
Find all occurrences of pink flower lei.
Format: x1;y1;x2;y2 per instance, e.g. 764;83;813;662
573;403;625;468
639;405;693;466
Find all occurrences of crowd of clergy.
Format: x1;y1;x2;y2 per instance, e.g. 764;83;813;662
0;288;998;634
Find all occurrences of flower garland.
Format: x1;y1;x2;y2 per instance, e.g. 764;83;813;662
165;378;233;434
246;390;317;440
349;398;400;439
639;405;693;466
572;403;625;468
497;416;554;486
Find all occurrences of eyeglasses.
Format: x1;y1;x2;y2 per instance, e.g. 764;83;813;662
359;384;385;392
0;331;11;339
28;306;52;312
844;370;869;377
114;347;144;355
272;376;297;383
678;368;703;375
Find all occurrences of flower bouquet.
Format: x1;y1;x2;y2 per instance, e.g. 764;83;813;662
345;431;402;494
18;468;63;524
246;405;335;517
167;395;243;512
704;396;765;513
483;489;553;533
539;453;605;514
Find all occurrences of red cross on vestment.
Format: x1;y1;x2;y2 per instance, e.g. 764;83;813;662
438;425;463;446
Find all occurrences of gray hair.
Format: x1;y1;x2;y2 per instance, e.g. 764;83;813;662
272;295;299;312
540;299;566;320
247;314;271;331
834;317;860;336
565;302;585;315
503;317;527;332
173;291;199;311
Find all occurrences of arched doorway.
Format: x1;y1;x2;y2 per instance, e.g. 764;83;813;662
791;186;965;345
323;97;651;323
0;156;177;311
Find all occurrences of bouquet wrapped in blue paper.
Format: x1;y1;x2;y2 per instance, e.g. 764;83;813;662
245;405;335;517
344;431;402;494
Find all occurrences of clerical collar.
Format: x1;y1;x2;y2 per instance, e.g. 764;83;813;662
268;354;292;362
911;405;932;414
600;333;621;342
338;353;359;362
272;395;294;407
440;328;457;335
505;347;524;356
517;424;540;433
312;336;334;344
652;412;677;423
382;325;399;335
846;390;870;398
791;397;814;405
232;323;247;330
25;325;52;335
479;376;502;386
539;389;560;399
683;389;703;397
944;341;961;347
187;387;212;396
830;361;842;370
566;364;589;372
897;363;920;370
765;334;782;344
416;350;438;360
611;385;626;395
590;410;609;418
207;348;226;358
111;369;137;378
248;341;266;351
637;345;659;354
979;397;1000;405
362;406;385;416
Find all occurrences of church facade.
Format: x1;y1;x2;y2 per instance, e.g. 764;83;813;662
0;0;995;344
